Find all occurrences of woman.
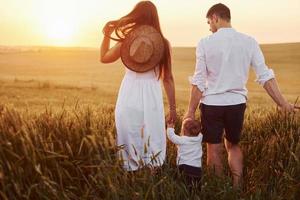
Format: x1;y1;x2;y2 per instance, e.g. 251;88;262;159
100;1;176;171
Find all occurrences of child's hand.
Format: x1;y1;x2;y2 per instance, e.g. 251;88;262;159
167;120;175;128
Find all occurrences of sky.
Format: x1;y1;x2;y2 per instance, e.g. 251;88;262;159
1;0;300;47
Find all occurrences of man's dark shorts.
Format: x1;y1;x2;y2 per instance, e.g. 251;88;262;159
200;103;246;144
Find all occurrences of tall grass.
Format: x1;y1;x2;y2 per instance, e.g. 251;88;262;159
0;103;299;200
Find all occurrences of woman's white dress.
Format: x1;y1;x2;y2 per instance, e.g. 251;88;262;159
115;68;166;171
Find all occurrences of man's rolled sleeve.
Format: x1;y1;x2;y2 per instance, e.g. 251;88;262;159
251;39;275;85
189;40;207;92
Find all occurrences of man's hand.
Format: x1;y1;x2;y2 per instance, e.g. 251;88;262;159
184;85;202;121
263;79;299;113
280;102;299;112
183;110;195;120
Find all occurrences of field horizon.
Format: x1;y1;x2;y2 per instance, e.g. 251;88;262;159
1;42;300;111
1;41;300;50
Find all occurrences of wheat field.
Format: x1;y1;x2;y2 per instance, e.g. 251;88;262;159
0;43;299;199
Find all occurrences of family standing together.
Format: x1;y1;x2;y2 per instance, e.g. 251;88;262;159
100;1;296;189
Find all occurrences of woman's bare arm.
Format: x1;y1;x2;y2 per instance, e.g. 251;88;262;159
100;22;121;63
162;63;176;123
100;38;121;63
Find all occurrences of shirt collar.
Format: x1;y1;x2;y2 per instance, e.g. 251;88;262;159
217;27;235;33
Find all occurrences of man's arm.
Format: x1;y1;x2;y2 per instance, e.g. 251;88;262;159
250;39;296;112
185;85;203;119
185;40;206;119
263;78;295;112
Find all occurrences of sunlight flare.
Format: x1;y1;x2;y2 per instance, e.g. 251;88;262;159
37;0;80;45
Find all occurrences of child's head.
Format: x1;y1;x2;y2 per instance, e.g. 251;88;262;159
181;118;201;137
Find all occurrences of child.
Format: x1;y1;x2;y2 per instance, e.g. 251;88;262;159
167;118;203;189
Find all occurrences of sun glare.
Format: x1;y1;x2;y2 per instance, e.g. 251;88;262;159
37;0;79;46
44;20;76;45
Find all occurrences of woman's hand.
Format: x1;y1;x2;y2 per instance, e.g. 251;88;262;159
166;108;177;125
100;20;121;63
102;21;116;36
167;118;175;128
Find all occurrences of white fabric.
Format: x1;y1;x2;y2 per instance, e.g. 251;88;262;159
115;68;166;171
190;28;275;106
167;128;203;168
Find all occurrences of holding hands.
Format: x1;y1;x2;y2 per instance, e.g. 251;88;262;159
183;110;195;121
167;119;175;128
166;105;177;127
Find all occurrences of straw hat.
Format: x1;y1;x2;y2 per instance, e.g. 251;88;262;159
120;25;165;73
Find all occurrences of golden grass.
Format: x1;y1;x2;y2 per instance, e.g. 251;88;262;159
0;104;299;199
0;43;299;199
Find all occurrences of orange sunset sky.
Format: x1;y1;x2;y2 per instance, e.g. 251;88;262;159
1;0;300;47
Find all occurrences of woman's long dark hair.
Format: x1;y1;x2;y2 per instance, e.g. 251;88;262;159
104;1;171;79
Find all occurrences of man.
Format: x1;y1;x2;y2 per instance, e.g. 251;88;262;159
184;3;296;188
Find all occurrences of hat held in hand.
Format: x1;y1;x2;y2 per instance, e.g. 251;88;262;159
121;25;165;73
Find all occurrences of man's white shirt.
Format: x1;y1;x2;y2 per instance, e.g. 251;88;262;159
167;128;202;167
190;28;275;105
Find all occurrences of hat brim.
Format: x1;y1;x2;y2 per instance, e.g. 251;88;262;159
121;25;165;73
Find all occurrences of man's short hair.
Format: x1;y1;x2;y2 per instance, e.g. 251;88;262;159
206;3;231;22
